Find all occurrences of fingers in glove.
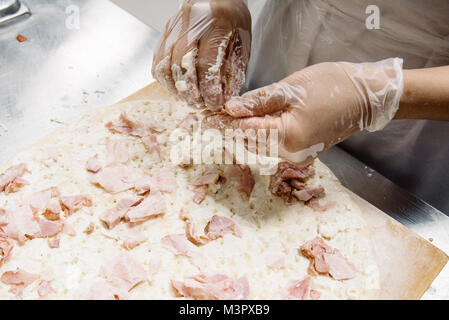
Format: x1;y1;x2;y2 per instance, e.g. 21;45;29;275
151;17;178;96
197;23;233;111
224;83;294;118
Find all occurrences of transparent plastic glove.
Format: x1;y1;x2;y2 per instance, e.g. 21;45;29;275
151;0;251;111
205;58;404;165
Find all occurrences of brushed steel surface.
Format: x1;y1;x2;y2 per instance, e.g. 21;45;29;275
0;0;29;24
0;0;447;299
0;0;158;165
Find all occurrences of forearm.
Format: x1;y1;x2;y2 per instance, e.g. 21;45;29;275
395;66;449;121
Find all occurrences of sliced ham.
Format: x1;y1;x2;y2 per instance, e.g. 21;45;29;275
237;165;255;198
134;170;177;195
141;134;161;162
192;185;208;204
106;113;165;137
36;220;63;238
90;166;137;193
226;165;255;198
37;280;56;298
105;113;136;135
195;169;226;186
48;238;60;249
0;236;14;265
300;237;356;280
1;268;38;296
4;178;28;194
61;221;77;237
307;198;336;212
292;186;324;202
86;155;102;173
125;193;166;223
147;170;177;193
265;253;286;269
117;223;146;250
105;138;129;165
270;162;323;206
2;206;41;242
100;196;143;229
60;195;93;216
179;113;199;133
161;234;202;267
25;187;62;220
80;280;131;300
101;253;147;291
0;163;28;194
171;273;249;300
278;162;315;180
179;210;209;246
283;276;320;300
289;179;305;190
204;215;242;240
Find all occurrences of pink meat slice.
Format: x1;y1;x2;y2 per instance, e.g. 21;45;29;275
171;273;249;300
141;134;161;162
195;169;226;186
192;185;208;204
292;186;324;202
307;198;336;212
117;223;147;250
60;195;92;216
125;192;166;223
79;280;131;300
161;234;198;257
105;113;165;137
0;236;14;266
86;155;102;173
90;166;137;193
105;138;129;165
179;113;199;133
204;215;242;240
100;196;143;229
37;280;56;298
48;238;60;249
36;220;63;238
101;253;147;291
1;268;39;296
283;276;321;300
179;210;209;246
300;237;356;280
0;163;29;194
2;206;41;242
26;187;61;216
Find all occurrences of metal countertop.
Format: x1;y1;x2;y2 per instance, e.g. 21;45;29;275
1;0;448;299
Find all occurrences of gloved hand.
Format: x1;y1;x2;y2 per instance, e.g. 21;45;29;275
151;0;251;111
204;58;404;165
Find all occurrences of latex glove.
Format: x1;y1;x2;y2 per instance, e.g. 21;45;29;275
151;0;251;111
204;58;404;165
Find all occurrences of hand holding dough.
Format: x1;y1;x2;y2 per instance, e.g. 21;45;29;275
205;58;404;165
151;0;251;111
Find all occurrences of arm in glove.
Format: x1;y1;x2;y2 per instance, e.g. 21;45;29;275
204;58;404;165
152;0;251;111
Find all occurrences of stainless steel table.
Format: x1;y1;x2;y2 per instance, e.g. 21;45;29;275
1;0;448;299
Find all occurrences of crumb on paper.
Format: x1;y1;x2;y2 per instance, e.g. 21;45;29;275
50;119;65;125
16;34;27;43
429;237;434;242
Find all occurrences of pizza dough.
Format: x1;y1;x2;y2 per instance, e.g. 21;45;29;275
0;98;380;299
